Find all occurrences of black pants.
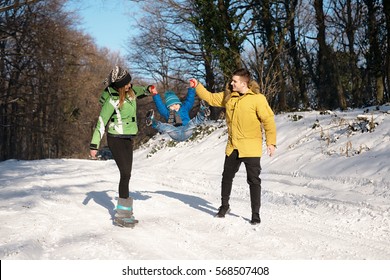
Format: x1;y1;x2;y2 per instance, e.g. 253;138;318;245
221;149;262;214
107;136;134;199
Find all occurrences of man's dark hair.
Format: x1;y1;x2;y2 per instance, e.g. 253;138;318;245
232;68;251;84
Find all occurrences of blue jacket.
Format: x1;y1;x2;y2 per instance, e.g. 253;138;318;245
152;88;195;126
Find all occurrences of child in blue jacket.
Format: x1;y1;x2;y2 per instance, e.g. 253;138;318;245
146;81;210;142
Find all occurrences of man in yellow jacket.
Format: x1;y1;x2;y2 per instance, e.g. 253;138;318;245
190;68;276;225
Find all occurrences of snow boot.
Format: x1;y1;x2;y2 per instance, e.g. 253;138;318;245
114;197;138;228
200;100;211;117
215;205;230;218
146;109;154;126
250;213;261;225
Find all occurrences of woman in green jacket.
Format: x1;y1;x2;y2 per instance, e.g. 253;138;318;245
90;66;150;227
191;68;277;225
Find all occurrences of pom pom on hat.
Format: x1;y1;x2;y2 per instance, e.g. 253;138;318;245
165;91;182;108
103;66;132;89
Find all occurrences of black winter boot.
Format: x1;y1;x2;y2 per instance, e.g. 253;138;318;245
250;213;261;225
215;205;230;218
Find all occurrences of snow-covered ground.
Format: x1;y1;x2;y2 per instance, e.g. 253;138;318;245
1;105;390;277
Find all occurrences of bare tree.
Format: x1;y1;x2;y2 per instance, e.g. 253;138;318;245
0;0;120;160
364;0;385;104
384;0;390;100
0;0;41;13
314;0;347;109
328;0;365;106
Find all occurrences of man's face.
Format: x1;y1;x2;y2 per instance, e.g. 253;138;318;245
231;75;246;93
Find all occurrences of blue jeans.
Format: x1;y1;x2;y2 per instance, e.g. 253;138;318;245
152;111;206;142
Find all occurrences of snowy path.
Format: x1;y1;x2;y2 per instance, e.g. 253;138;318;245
1;158;389;260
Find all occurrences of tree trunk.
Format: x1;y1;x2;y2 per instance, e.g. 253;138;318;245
286;0;309;109
382;0;390;102
216;0;243;77
262;0;287;111
314;0;346;110
365;0;384;104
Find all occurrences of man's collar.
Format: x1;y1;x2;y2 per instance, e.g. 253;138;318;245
231;89;256;97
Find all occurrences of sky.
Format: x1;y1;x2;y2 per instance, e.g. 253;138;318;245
1;105;390;279
64;0;138;55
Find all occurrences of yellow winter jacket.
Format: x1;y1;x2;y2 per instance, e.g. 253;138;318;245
196;83;276;157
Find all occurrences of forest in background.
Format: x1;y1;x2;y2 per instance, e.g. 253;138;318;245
1;0;389;160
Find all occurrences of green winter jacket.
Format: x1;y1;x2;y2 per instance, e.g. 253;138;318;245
90;86;149;150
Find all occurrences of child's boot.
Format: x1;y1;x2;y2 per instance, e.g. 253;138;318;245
146;109;154;126
200;100;210;117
